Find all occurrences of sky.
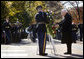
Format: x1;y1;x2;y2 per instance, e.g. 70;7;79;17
60;1;83;9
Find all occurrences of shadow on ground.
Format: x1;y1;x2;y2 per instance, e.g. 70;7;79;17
48;53;83;58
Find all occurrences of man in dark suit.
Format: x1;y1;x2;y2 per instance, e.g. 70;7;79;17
3;17;12;44
72;22;78;42
56;9;74;54
78;23;83;41
28;24;37;42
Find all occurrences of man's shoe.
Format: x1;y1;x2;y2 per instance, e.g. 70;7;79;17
39;53;48;56
80;40;82;41
64;52;72;54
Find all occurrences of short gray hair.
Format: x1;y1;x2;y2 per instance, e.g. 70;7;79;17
61;9;68;13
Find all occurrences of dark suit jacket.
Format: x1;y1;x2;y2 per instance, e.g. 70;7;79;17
59;13;73;43
59;13;72;32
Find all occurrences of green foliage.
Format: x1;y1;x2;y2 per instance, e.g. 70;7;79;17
1;1;9;20
1;1;63;37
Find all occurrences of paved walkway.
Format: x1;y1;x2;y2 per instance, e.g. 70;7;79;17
1;39;83;58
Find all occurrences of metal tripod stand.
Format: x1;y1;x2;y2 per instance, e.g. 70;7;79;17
48;34;56;55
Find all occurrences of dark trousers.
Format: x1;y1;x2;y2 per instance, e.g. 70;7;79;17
32;31;36;42
72;31;77;40
66;43;72;53
80;30;83;41
15;30;21;42
37;31;46;54
72;31;77;43
5;30;11;43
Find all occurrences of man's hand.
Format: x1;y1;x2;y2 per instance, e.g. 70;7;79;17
55;24;59;27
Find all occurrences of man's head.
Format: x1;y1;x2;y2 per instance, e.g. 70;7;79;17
6;16;9;22
36;5;43;12
61;9;68;16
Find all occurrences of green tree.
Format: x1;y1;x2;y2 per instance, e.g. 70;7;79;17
1;1;9;20
1;1;63;38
